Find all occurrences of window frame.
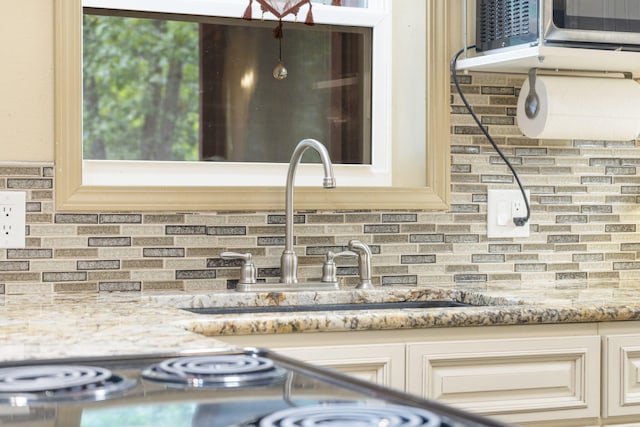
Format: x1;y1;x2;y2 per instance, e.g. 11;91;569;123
55;0;453;211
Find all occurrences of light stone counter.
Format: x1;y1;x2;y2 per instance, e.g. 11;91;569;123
3;283;640;363
0;293;229;363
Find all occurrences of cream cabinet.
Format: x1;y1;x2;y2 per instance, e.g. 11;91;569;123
274;343;405;390
224;332;407;389
602;327;640;426
221;319;640;426
222;323;602;426
406;336;601;425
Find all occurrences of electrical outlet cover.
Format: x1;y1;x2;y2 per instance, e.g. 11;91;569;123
487;189;530;238
0;191;26;248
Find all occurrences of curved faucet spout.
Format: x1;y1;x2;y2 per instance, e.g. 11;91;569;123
281;139;336;284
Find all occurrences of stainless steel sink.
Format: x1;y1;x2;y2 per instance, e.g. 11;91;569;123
183;300;472;315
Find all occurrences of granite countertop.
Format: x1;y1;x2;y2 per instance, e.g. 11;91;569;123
3;283;640;363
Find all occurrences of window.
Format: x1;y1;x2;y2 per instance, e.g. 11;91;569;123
81;0;391;187
55;0;452;211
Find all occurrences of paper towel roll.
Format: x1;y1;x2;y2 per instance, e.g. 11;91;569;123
516;75;640;140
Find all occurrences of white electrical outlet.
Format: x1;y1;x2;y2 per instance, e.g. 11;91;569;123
487;189;530;238
0;191;26;248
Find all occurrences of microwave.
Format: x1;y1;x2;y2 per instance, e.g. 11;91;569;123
476;0;640;53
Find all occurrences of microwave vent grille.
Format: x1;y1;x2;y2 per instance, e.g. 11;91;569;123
476;0;538;52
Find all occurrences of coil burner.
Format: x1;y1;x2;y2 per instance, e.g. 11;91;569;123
242;403;443;427
142;354;287;388
0;365;136;405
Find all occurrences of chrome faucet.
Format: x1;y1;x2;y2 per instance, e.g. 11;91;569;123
349;239;373;289
223;139;339;292
281;139;336;284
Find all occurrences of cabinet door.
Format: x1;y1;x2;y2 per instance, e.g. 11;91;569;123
603;334;640;418
407;336;600;424
275;343;405;390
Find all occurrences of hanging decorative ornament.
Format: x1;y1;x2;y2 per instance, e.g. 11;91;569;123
243;0;323;80
273;61;288;80
242;0;316;25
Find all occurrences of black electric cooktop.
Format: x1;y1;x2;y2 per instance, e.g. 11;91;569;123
0;347;513;427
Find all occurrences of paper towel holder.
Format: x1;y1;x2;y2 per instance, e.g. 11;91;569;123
524;69;540;119
523;68;633;121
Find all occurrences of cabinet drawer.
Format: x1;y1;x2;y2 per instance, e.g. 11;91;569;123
407;335;600;424
603;334;640;418
275;343;405;390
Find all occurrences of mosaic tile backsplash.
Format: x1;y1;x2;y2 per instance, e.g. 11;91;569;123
2;73;640;295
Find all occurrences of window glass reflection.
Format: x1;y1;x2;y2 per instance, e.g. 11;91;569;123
83;10;372;165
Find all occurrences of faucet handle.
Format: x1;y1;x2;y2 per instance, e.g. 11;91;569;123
221;252;257;285
348;240;374;289
321;250;356;283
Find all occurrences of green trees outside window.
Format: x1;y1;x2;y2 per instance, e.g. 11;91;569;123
82;10;371;165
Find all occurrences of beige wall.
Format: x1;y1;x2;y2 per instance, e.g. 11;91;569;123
1;1;54;162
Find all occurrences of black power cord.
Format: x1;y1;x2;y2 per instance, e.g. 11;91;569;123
451;46;531;227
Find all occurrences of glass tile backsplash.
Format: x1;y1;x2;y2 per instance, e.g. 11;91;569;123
1;74;639;294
